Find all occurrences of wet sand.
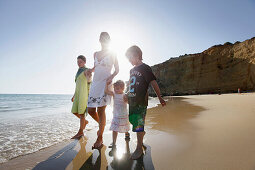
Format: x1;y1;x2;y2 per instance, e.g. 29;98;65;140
1;93;255;170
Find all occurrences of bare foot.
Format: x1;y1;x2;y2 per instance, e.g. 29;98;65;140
71;132;84;139
131;148;143;160
109;145;116;156
93;136;103;149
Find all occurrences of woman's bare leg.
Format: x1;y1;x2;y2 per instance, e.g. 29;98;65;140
93;106;106;148
88;108;100;123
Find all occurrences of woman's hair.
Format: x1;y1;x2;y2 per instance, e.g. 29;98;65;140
77;55;86;62
100;32;111;44
125;45;143;60
113;80;125;89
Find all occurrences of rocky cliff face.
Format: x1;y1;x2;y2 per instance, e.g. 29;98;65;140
150;37;255;96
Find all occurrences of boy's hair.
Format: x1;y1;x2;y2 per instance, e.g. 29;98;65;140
113;80;125;89
77;55;86;62
125;45;143;60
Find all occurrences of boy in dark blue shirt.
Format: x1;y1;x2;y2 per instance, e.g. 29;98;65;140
125;45;166;159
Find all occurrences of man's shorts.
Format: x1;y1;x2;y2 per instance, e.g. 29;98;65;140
129;105;147;132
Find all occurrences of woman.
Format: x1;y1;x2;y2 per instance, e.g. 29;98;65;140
87;32;119;149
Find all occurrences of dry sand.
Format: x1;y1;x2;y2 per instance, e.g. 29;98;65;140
1;93;255;170
146;93;255;170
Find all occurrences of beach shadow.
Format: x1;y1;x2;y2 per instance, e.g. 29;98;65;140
79;145;107;170
33;137;84;170
107;141;154;170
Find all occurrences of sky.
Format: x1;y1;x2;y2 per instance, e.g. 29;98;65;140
0;0;255;94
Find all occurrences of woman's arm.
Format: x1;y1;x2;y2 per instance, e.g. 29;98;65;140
150;80;166;106
91;52;97;72
86;52;97;77
104;82;114;96
106;54;119;84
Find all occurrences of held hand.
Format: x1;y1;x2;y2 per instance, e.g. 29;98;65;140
106;76;113;85
123;94;128;103
85;70;92;78
87;71;92;77
159;97;166;107
87;69;93;74
71;96;74;102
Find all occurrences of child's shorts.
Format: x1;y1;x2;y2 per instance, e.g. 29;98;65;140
129;105;147;132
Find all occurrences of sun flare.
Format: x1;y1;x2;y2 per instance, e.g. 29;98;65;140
108;32;133;81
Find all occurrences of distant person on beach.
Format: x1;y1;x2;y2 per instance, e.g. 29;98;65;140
71;55;92;139
87;32;119;149
125;45;166;159
104;80;130;151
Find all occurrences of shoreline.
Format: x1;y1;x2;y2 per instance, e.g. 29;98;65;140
1;93;255;169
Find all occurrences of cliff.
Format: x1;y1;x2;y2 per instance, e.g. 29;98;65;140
150;37;255;96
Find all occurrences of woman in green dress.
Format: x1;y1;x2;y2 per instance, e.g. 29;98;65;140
71;55;92;139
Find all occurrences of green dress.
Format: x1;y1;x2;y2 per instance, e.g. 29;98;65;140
71;67;90;114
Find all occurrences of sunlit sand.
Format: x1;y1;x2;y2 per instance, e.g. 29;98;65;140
1;93;255;170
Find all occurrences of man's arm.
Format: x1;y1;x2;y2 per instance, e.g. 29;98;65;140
150;80;166;106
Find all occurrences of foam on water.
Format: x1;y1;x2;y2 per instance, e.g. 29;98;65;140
0;94;160;163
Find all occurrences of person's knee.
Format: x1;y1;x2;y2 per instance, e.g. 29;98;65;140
97;106;106;113
88;108;96;114
80;114;85;118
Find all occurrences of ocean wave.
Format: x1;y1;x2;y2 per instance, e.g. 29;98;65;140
0;107;34;112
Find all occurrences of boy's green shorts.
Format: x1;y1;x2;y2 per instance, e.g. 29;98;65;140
129;105;147;132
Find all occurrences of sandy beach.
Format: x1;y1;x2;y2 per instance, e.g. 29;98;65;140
1;93;255;170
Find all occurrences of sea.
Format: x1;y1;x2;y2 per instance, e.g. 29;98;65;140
0;94;160;163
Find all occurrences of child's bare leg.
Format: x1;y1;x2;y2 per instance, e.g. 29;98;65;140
126;140;131;154
131;131;145;159
80;114;87;131
112;131;118;146
125;132;130;140
109;131;117;156
71;114;87;139
73;113;81;118
73;113;88;129
88;108;99;123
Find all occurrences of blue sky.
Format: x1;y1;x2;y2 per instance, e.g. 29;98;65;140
0;0;255;94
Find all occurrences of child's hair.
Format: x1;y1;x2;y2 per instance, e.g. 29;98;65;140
77;55;86;62
100;32;111;43
125;45;143;60
113;80;125;89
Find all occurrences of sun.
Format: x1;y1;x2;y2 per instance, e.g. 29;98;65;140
108;32;133;81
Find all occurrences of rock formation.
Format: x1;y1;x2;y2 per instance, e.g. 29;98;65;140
150;37;255;96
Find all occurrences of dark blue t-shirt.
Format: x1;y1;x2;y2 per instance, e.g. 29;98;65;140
128;63;156;106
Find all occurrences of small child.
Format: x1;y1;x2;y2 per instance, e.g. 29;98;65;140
104;80;130;149
125;45;166;159
71;55;92;139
